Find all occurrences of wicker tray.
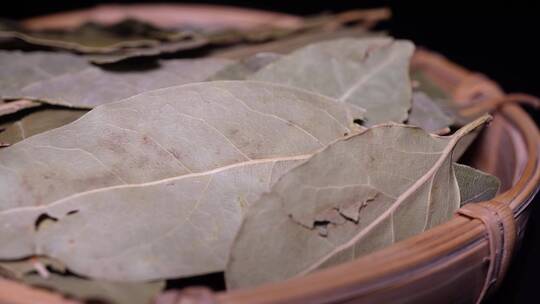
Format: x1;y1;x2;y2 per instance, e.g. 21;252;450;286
0;5;538;304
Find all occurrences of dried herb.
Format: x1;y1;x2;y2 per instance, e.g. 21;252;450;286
23;274;164;304
0;12;505;302
0;257;65;279
0;81;363;280
0;257;164;303
454;163;500;206
408;92;454;133
0;51;232;108
226;116;492;288
0;19;186;53
248;38;414;125
209;52;281;80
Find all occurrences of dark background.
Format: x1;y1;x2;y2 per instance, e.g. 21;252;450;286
2;1;539;303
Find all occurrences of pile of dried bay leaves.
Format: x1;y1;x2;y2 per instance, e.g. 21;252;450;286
0;10;501;304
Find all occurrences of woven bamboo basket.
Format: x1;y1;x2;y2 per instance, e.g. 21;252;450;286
0;5;538;304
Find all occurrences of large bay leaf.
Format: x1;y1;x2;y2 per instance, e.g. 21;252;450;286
226;115;490;288
0;81;364;280
247;38;414;125
454;163;500;206
0;51;232;108
0;80;363;210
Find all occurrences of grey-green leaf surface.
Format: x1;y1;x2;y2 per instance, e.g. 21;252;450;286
0;108;87;146
209;52;281;80
0;18;207;64
410;70;449;100
0;20;165;53
0;51;233;108
22;273;164;304
454;163;500;206
226;115;490;289
0;255;163;304
0;81;364;281
408;92;454;133
248;38;414;125
84;36;208;64
212;26;375;59
411;70;470;127
84;21;322;64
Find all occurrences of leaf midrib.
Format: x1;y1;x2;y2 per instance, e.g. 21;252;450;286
297;115;488;275
0;153;314;216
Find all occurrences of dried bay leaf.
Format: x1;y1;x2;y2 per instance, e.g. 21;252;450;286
0;108;87;146
411;70;470;127
212;25;376;59
1;51;88;100
0;51;233;108
0;23;156;52
0;256;163;303
0;256;163;304
0;19;172;53
209;52;281;80
247;38;414;125
0;81;364;280
0;80;363;210
0;256;66;279
0;15;348;64
226;115;490;288
204;12;352;46
83;37;208;65
408;92;454;133
22;273;164;304
16;163;309;281
88;18;362;65
454;163;500;206
410;70;449;100
205;26;298;46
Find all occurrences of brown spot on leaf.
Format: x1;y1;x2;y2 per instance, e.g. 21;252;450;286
66;210;79;216
141;135;152;145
